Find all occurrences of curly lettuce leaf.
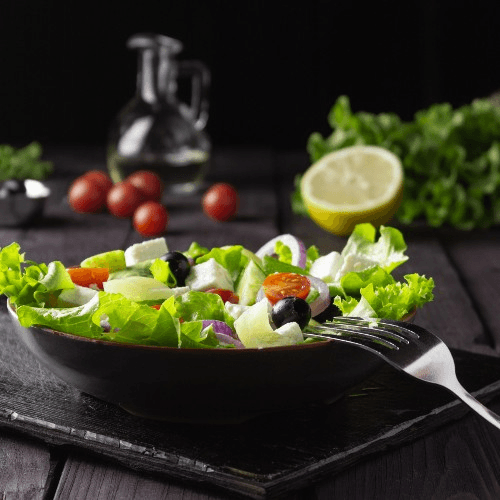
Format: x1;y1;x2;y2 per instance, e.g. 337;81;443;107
334;273;435;320
0;243;56;307
341;224;408;273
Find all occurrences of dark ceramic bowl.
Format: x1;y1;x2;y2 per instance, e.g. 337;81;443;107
7;302;395;424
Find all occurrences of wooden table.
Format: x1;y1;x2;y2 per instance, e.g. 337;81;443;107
1;146;500;499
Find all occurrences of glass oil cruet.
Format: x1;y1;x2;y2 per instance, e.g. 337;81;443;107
107;33;211;194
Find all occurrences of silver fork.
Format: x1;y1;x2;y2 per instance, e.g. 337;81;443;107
305;317;500;430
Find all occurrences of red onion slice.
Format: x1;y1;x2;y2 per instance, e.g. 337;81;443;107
307;275;331;317
202;320;245;348
255;234;307;268
215;333;245;349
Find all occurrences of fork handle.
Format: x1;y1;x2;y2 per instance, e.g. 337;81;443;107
449;380;500;430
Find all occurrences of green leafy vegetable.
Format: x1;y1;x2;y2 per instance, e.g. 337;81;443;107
295;95;500;229
340;223;408;273
0;142;53;181
163;291;235;329
17;295;103;338
150;258;178;287
195;245;248;283
184;242;209;260
334;274;435;320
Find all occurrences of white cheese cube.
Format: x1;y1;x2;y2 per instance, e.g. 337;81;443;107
124;238;168;266
335;254;378;280
309;251;343;282
185;258;234;291
273;321;304;345
225;302;250;320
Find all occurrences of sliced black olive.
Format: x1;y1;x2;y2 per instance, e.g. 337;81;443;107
163;251;190;286
313;297;341;323
271;296;311;330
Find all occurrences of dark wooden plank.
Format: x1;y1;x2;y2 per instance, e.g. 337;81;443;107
54;455;236;500
441;229;500;353
0;432;52;500
314;401;500;499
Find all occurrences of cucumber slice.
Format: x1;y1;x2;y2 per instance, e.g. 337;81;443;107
234;299;303;348
103;276;174;302
236;259;266;306
81;250;126;273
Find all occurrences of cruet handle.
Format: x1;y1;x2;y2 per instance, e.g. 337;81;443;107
178;60;210;131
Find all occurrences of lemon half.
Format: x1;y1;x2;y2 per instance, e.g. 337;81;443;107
300;145;404;236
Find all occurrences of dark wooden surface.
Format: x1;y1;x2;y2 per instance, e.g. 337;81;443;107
1;146;500;499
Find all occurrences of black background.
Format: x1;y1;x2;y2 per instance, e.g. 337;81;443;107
1;1;500;150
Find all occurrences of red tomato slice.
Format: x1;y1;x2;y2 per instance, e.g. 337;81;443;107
67;267;109;289
262;272;310;305
205;288;239;304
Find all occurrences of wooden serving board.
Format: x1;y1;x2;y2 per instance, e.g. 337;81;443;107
2;303;500;499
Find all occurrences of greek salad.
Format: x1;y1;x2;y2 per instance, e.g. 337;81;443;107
0;224;434;349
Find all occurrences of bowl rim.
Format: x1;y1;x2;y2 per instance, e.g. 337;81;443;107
7;300;417;354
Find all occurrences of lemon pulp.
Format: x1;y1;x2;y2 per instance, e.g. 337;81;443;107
301;146;404;236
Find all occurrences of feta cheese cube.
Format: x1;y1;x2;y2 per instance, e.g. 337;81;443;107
309;251;343;282
185;258;234;291
124;238;168;266
335;254;378;279
225;302;250;320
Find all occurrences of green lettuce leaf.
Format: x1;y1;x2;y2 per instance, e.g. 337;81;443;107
150;258;178;287
341;224;408;273
17;294;103;338
178;321;220;348
195;245;248;283
184;242;209;260
340;265;395;298
0;243;53;307
334;273;435;320
163;290;235;329
91;292;180;346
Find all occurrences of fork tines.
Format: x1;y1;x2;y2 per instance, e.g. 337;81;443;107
307;317;419;351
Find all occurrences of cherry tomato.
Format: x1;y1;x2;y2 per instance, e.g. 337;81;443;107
83;170;113;194
107;182;144;218
150;304;162;310
68;176;107;213
205;288;239;304
126;170;164;201
67;267;109;289
202;183;239;222
133;201;169;237
262;272;311;305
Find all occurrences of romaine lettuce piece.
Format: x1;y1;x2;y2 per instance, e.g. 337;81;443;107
17;294;103;338
163;290;235;329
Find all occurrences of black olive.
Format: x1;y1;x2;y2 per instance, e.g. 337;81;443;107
163;251;190;286
271;296;311;330
313;297;341;323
